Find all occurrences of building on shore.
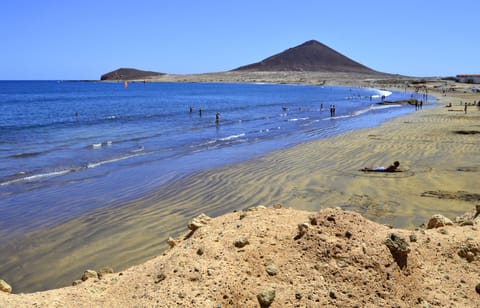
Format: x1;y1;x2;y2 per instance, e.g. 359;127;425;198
456;74;480;84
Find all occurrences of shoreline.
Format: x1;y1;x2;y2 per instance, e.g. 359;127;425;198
1;76;479;297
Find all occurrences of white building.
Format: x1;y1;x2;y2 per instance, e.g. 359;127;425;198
456;74;480;84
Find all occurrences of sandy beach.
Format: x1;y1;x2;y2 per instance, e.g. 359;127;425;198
1;74;479;306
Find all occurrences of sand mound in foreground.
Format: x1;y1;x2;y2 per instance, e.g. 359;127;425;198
2;206;479;307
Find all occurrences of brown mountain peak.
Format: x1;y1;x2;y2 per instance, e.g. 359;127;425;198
233;40;378;74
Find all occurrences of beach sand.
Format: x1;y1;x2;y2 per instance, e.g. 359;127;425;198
0;75;479;304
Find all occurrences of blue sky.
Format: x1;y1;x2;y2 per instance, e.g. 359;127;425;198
1;0;479;80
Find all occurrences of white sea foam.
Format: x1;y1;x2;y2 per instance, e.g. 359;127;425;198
323;103;402;121
0;169;73;186
219;133;246;141
86;153;145;169
131;146;144;153
287;117;309;122
371;104;402;110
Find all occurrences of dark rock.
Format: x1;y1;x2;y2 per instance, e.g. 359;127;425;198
327;215;336;223
296;223;309;239
155;272;166;283
329;290;337;299
460;220;474;226
167;237;176;248
384;233;410;269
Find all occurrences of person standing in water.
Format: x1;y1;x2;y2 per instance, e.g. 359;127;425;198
215;112;220;124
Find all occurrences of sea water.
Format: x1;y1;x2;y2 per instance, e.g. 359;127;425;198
0;81;426;240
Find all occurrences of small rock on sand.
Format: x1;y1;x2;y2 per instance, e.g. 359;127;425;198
257;287;275;307
234;236;249;248
81;269;99;281
427;214;453;229
265;261;278;276
0;279;12;294
188;213;211;231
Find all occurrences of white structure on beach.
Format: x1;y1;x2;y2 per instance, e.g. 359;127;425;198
456;74;480;84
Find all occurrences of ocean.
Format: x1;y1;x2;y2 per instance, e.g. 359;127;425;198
0;80;427;292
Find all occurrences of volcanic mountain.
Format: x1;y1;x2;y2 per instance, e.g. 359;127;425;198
233;40;379;74
100;68;165;81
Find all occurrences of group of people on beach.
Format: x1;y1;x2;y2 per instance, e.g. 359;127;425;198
414;100;423;111
445;101;479;113
461;101;480;113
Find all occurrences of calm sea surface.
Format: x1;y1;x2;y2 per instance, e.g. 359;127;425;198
0;81;428;241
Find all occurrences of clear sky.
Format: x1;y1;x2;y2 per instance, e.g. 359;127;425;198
1;0;479;80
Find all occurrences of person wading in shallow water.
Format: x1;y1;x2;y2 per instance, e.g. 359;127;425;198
362;161;401;172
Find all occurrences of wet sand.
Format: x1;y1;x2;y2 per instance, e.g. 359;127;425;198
1;76;479;293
